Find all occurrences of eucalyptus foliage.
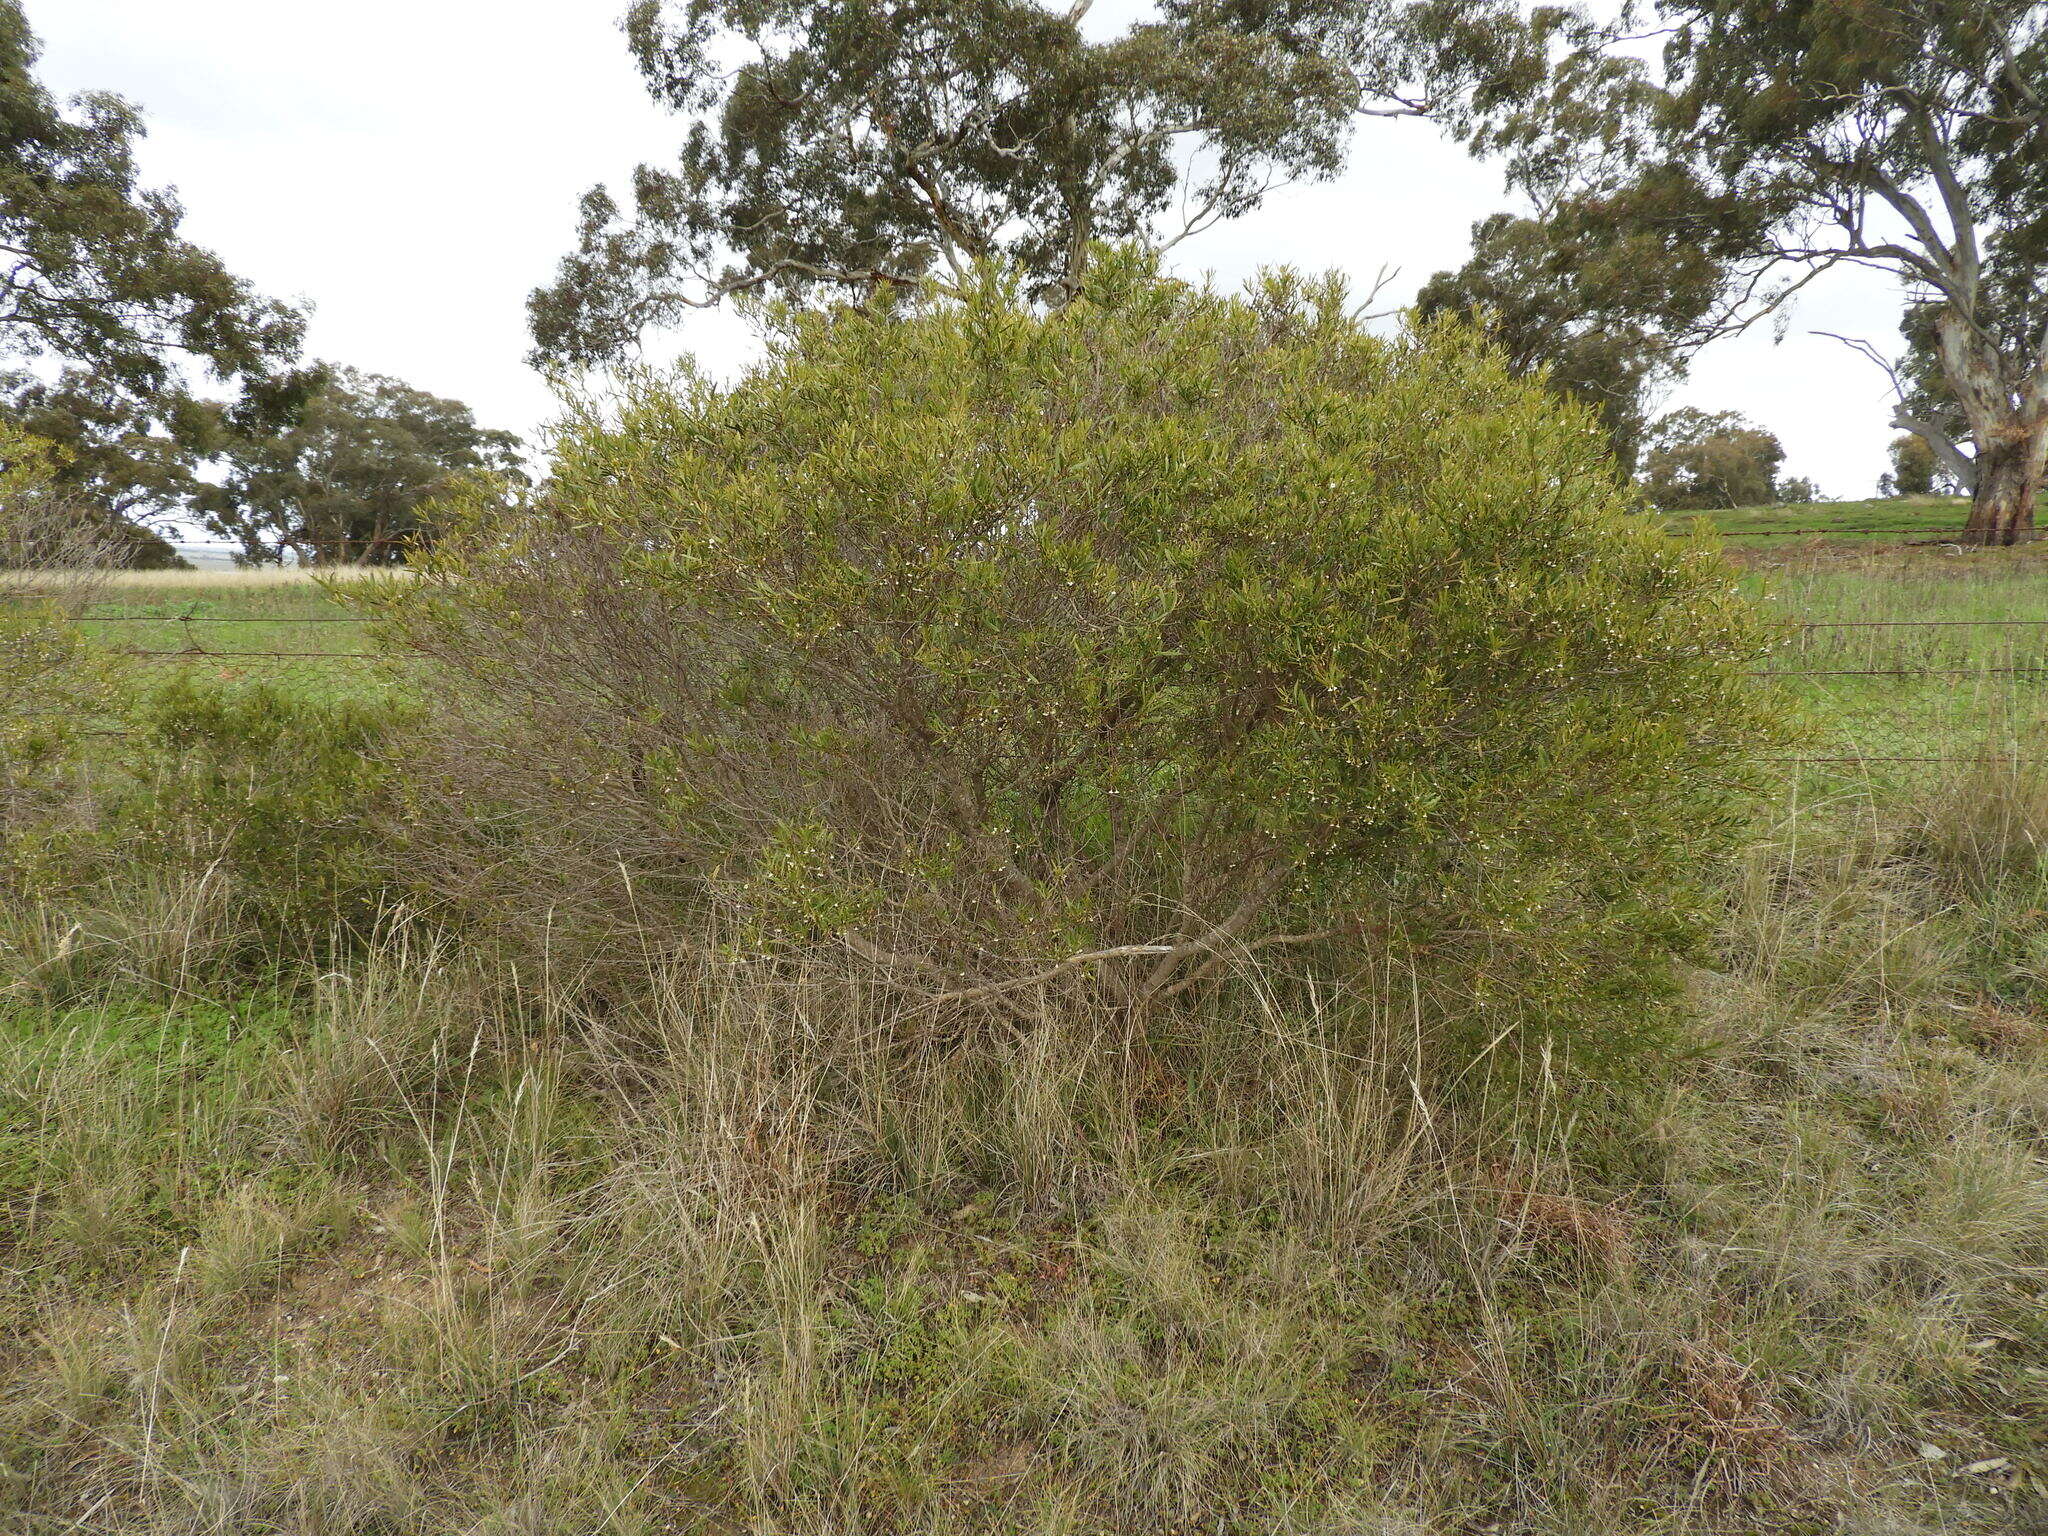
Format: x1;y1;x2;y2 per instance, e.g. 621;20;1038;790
406;257;1779;1063
1415;207;1727;474
0;1;304;545
529;0;1549;367
204;368;524;567
1639;406;1787;511
1493;0;2048;542
0;1;300;393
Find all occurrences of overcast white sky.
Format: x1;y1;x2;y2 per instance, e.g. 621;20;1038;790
38;0;1912;500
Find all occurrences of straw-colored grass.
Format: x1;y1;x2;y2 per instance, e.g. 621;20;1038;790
92;567;417;590
1;777;2043;1533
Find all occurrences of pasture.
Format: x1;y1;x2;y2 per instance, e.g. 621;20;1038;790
1745;540;2048;767
1695;492;1981;543
51;569;412;715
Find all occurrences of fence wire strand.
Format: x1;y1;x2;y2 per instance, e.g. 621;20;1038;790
28;609;2048;769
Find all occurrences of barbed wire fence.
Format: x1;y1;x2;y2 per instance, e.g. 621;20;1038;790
23;605;2048;770
22;610;398;737
1760;620;2048;766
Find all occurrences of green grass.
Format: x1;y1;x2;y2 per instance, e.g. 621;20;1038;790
1668;490;2048;545
65;570;413;708
1734;541;2048;767
1688;491;1978;540
1680;491;2002;542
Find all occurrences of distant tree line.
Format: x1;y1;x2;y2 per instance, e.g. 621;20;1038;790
0;0;520;568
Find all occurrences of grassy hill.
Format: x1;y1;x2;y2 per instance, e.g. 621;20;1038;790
1675;492;2045;544
2;564;2046;1533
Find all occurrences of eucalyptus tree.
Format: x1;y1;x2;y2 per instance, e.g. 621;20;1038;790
1501;1;2048;542
0;1;301;397
1638;405;1785;510
1886;432;1948;496
1415;199;1729;472
205;368;523;567
0;370;197;565
531;0;1549;367
1865;297;1980;496
0;0;304;554
0;365;336;566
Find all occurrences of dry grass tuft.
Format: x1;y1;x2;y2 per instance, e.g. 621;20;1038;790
1484;1162;1638;1277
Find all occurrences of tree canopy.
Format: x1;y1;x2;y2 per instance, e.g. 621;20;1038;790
204;368;525;566
0;0;313;558
1414;200;1727;472
0;370;199;565
0;0;302;396
1884;431;1947;496
530;0;1550;367
1639;406;1786;510
1493;0;2048;541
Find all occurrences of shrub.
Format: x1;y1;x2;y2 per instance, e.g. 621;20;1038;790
0;611;117;857
1;424;122;838
386;257;1781;1064
0;421;119;585
3;680;412;993
118;683;408;954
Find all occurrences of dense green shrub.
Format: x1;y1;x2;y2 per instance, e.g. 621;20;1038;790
1;425;120;834
389;257;1782;1063
121;683;406;948
0;609;114;832
3;679;411;992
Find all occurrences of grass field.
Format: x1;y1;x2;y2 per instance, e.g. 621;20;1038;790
1737;540;2048;766
4;541;2048;1532
1673;490;2048;546
51;570;411;710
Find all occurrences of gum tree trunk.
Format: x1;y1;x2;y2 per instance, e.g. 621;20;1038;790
1963;426;2045;546
1941;310;2048;546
